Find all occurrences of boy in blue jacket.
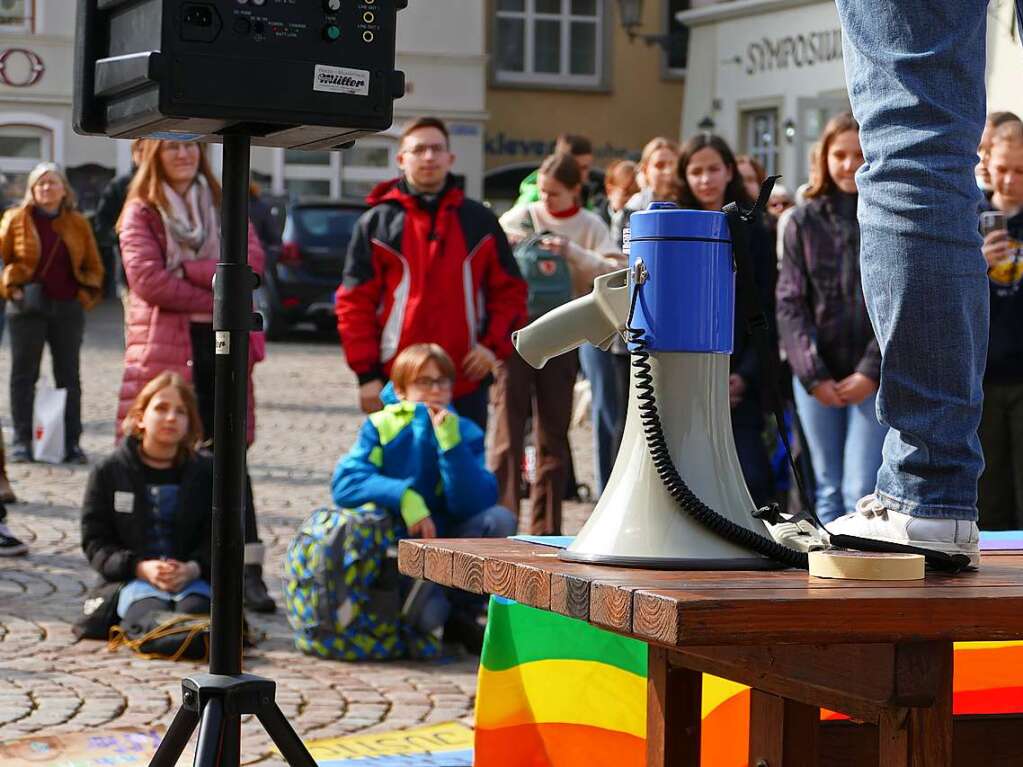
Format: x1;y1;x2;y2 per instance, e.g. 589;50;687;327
331;343;517;653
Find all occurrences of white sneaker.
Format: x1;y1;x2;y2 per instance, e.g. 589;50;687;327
767;519;826;553
825;494;980;567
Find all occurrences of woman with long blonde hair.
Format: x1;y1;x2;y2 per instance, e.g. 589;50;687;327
116;139;276;612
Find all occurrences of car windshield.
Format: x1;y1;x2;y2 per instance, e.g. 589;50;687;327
289;207;362;248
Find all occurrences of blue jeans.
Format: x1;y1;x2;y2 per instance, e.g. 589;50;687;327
835;0;989;521
793;380;887;524
409;505;517;633
578;344;630;495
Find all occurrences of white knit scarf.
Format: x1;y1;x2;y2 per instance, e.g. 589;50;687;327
159;176;220;275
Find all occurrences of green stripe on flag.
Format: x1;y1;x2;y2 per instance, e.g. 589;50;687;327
481;597;647;676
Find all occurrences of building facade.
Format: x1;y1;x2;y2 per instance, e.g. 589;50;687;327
0;0;488;210
679;0;1023;191
484;0;687;210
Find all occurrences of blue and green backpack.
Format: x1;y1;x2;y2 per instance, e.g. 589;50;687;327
513;205;574;321
283;507;440;661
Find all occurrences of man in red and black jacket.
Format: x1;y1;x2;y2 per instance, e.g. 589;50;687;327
337;117;527;431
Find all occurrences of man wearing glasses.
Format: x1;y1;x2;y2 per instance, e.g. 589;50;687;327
336;117;527;430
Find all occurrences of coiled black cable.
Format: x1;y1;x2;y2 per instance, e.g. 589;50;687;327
625;285;810;570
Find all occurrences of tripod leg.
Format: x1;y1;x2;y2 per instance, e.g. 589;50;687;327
193;697;225;767
149;705;200;767
221;713;241;767
256;702;317;767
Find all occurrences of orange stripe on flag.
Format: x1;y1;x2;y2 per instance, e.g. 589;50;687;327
475;723;645;767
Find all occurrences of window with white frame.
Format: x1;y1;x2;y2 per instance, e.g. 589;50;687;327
277;139;396;201
341;139;395;200
742;108;779;177
0;0;33;32
495;0;605;87
664;0;690;77
0;123;51;208
282;149;335;200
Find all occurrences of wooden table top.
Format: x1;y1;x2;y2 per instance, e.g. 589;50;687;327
397;538;1023;647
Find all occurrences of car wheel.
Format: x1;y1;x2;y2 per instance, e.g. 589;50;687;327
255;285;288;341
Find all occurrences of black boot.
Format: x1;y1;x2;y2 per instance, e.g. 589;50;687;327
243;564;276;613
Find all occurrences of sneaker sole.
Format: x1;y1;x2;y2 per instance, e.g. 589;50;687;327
836;534;980;569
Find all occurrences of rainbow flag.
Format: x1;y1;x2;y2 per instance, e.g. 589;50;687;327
475;598;1023;767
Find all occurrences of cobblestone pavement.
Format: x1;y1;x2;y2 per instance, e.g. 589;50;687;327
0;301;596;765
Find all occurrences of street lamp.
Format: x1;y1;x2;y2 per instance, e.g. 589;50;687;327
698;116;716;132
616;0;687;52
618;0;644;39
784;118;798;144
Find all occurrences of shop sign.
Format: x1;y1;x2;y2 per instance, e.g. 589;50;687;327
486;132;631;160
745;29;842;76
0;48;45;87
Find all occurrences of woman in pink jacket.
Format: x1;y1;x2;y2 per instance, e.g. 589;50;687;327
116;139;275;612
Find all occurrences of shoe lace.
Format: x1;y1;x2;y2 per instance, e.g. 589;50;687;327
854;494;888;521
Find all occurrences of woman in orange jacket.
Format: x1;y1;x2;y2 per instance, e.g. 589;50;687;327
0;162;104;468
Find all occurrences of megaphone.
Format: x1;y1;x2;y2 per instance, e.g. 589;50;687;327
513;203;784;569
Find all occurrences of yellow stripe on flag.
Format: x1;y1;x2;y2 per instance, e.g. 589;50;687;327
476;659;646;738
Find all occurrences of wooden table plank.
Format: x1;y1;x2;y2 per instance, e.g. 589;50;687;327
667;642;944;725
633;588;1023;646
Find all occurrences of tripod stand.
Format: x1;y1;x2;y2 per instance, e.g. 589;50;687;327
149;134;316;767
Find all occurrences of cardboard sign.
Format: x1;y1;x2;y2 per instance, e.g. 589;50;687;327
300;721;474;766
0;728;163;766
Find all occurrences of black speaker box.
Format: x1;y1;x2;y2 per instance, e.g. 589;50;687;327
74;0;406;148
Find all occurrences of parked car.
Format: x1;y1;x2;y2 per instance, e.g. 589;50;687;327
257;199;367;340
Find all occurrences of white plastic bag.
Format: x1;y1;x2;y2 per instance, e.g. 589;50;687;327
32;385;67;464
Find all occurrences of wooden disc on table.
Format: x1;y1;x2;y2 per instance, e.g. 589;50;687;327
809;549;925;581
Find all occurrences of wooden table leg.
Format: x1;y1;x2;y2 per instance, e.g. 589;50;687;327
747;688;820;767
648;646;702;767
878;642;954;767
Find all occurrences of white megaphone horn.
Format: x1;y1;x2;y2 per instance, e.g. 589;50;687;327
513;204;784;569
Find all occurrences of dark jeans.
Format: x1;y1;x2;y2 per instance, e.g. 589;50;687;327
121;594;211;630
578;344;630;496
404;506;518;632
732;423;775;510
8;299;85;452
452;377;491;433
978;381;1023;531
189;322;260;546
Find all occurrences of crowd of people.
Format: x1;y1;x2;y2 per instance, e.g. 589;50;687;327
0;104;1017;657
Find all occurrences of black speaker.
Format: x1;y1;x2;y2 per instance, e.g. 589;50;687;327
73;0;406;148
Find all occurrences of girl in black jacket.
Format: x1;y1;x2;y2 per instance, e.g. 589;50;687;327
81;372;213;629
676;133;778;508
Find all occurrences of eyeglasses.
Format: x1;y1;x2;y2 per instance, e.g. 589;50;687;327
411;376;453;391
403;143;448;157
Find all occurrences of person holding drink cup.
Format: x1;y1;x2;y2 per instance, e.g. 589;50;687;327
978;120;1023;530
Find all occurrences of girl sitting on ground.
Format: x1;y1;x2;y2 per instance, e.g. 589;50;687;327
81;372;212;632
331;343;517;654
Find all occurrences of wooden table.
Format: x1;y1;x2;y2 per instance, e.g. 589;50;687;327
398;538;1023;767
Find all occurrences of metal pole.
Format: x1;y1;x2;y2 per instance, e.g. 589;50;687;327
210;133;252;678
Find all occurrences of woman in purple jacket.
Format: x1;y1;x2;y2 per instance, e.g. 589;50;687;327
776;113;886;523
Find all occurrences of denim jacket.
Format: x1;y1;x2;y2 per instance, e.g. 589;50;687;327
776;192;881;393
